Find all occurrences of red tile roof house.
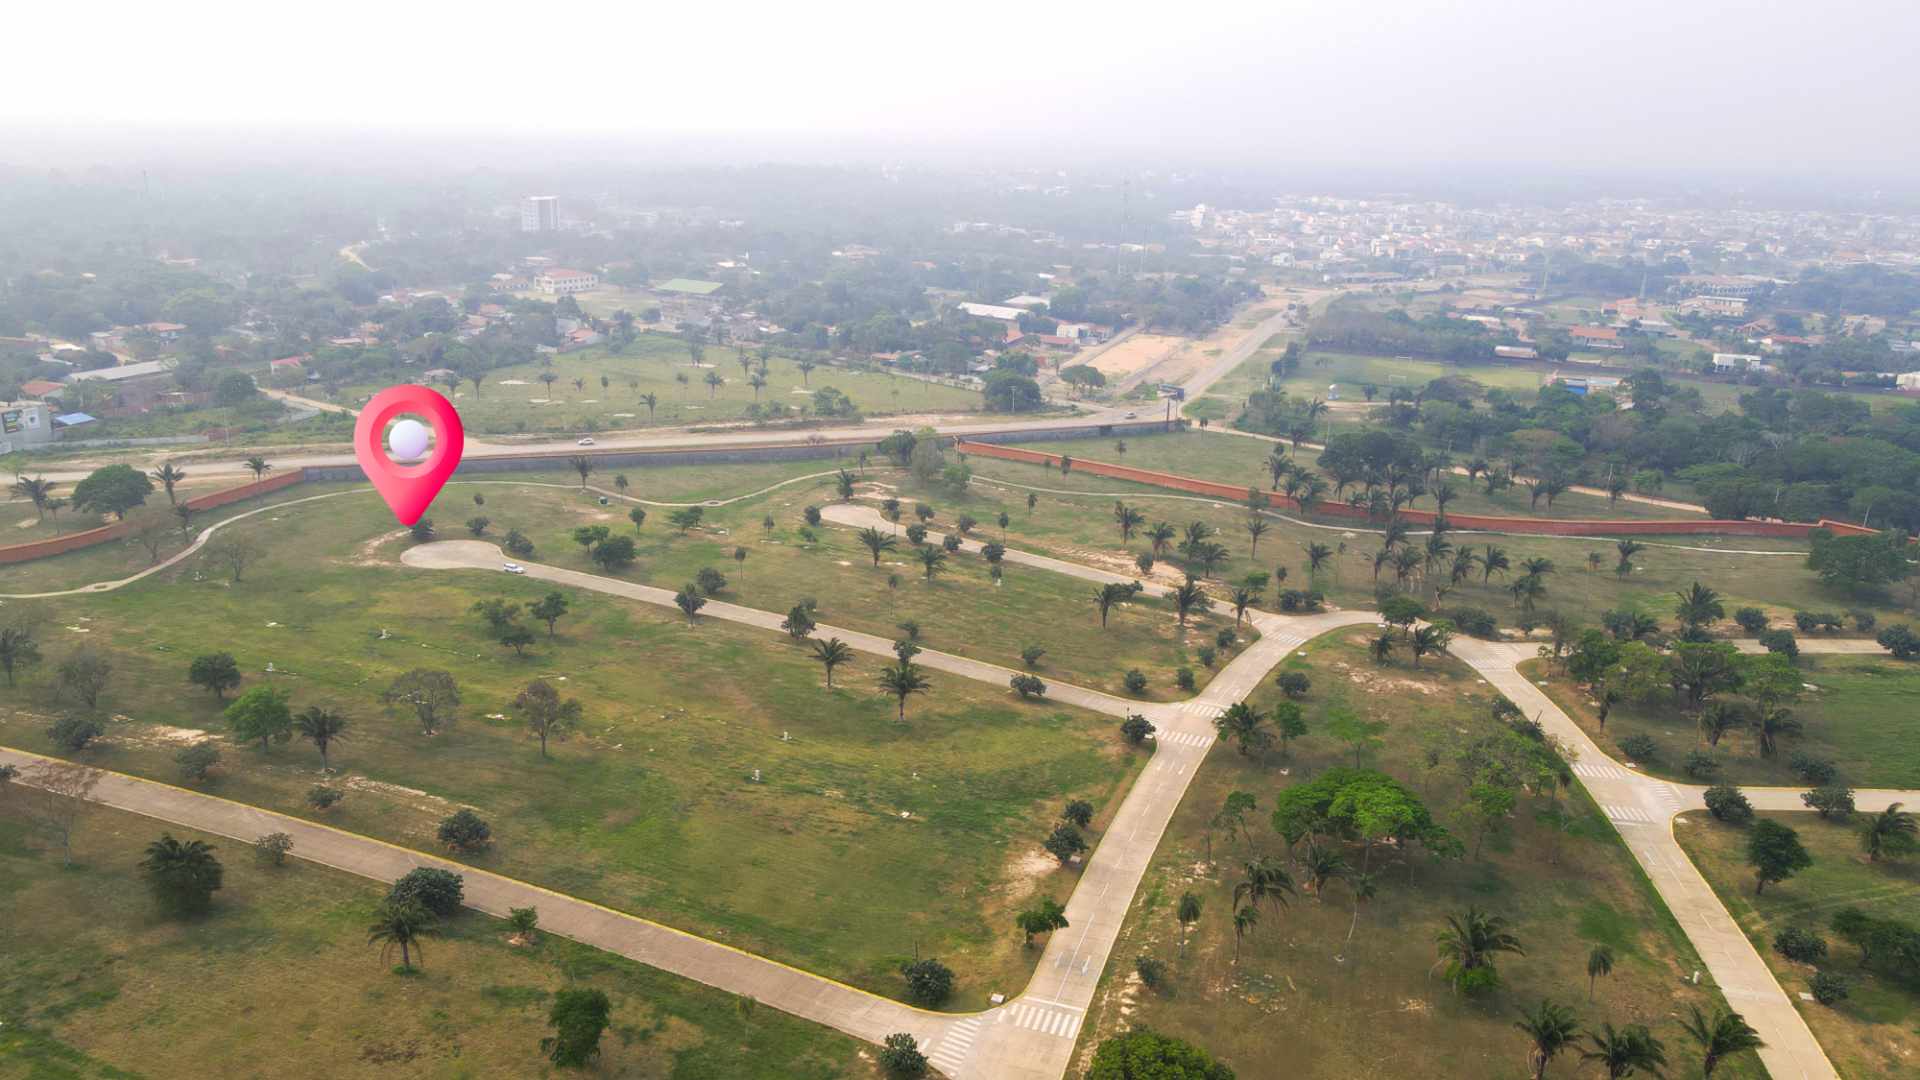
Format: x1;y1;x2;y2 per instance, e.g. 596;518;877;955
20;378;66;399
269;355;308;371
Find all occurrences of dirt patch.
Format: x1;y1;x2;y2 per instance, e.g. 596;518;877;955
349;529;408;567
1084;333;1188;379
999;846;1058;903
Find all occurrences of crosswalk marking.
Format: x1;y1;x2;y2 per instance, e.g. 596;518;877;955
1158;730;1213;748
1572;762;1629;780
1178;701;1226;718
1602;804;1655;825
1002;1002;1082;1040
925;1017;981;1074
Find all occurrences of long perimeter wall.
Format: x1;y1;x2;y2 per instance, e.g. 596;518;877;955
953;439;1881;541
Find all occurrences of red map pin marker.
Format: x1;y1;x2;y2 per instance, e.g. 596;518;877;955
355;385;465;526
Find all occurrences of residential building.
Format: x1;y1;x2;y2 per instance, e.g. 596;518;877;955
66;359;173;384
1712;352;1765;372
18;378;65;400
957;302;1024;322
521;195;559;233
0;401;53;451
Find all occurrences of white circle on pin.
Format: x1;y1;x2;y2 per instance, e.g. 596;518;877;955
388;418;431;461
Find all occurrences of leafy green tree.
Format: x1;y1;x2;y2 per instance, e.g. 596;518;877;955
898;958;953;1006
224;685;293;751
528;592;570;638
295;705;347;770
879;1033;928;1077
1120;713;1155;744
1087;1029;1235;1079
514;679;582;758
384;669;459;735
175;742;221;782
187;652;243;699
0;623;42;688
140;833;223;917
389;866;464;915
1016;896;1070;946
1747;818;1812;894
70;464;154;520
471;598;522;632
368;899;436;972
1176;892;1202;951
1805;528;1912;594
673;584;706;620
1680;1005;1764;1078
1513;999;1580;1080
667;506;704;533
437;808;492;853
1045;824;1088;864
56;647;111;708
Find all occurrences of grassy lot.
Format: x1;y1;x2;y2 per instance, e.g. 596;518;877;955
956;447;1918;628
334;335;984;435
1;474;236;543
1074;634;1761;1080
1532;655;1920;790
0;799;874;1079
0;482;1146;1010
1675;810;1920;1080
999;430;1699;521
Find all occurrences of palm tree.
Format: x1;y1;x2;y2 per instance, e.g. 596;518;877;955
1340;871;1377;958
9;475;58;520
1093;583;1128;628
243;457;272;481
1614;538;1645;578
1370;630;1396;664
1176;891;1202;953
704;370;724;398
811;637;853;687
1861;802;1917;862
1674;581;1725;633
748;372;767;400
152;463;187;504
613;474;630;496
1230;585;1258;626
1306;542;1333;579
1481;545;1511;584
1434;906;1524;990
1680;1006;1763;1078
1510;574;1547;612
877;658;930;721
1172;580;1211;627
1146;522;1176;558
1369;547;1392;583
1232;904;1259;961
1514;999;1580;1080
140;833;224;916
1409;624;1449;667
368;899;437;972
1266;448;1290;489
538;371;560;399
796;358;816;385
916;545;947;582
1433;481;1458;515
1301;844;1348;901
639;392;658;421
1587;945;1615;1000
295;705;348;771
857;527;896;567
1245;516;1270;557
1113;503;1146;542
1580;1022;1667;1079
1232;856;1296;912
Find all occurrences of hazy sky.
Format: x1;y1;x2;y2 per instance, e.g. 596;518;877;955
5;0;1916;177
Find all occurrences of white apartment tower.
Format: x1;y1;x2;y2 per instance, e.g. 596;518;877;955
521;195;559;233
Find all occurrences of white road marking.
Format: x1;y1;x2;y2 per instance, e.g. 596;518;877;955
1603;804;1654;825
927;1017;981;1073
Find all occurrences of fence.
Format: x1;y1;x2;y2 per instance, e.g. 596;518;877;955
0;469;309;565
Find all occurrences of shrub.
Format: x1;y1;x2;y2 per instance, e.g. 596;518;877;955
1794;611;1819;632
1733;607;1769;634
797;526;817;543
1020;644;1046;668
879;1033;928;1078
503;529;535;557
1195;645;1217;668
1215;627;1237;649
1010;673;1047;699
898;958;954;1006
1444;607;1500;639
1174;667;1196;691
1849;609;1876;632
1063;799;1096;828
1704;784;1753;823
437;808;493;852
904;523;928;546
1302;591;1326;613
1123;669;1149;695
1683;749;1720;779
1810;971;1850;1005
409;518;435;542
897;620;921;641
1789;752;1837;785
1135;955;1167;990
175;742;221;782
254;832;294;866
941;533;962;552
1802;785;1856;820
695;567;727;595
508;906;539;938
1773;926;1828;964
1877;624;1920;659
1120;714;1155;745
803;505;822;526
1277;671;1311;698
49;715;105;752
1135;552;1154;574
306;784;343;811
1618;733;1658;763
389;867;465;917
1757;628;1798;658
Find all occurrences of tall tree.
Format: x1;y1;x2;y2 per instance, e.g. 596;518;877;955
811;637;854;687
514;679;582;758
224;685;293;751
295;705;348;770
543;987;613;1068
878;658;930;720
1861;802;1917;862
1580;1022;1668;1080
1680;1006;1763;1078
368;899;437;972
151;463;188;504
1513;999;1580;1080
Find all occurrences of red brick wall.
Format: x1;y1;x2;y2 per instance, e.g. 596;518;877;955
0;468;309;565
955;441;1880;542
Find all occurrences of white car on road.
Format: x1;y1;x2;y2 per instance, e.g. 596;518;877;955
502;563;526;574
576;437;595;446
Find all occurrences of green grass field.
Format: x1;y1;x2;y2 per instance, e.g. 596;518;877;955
0;478;1153;1010
336;334;984;435
1074;633;1761;1079
1533;655;1920;790
1675;811;1920;1080
0;799;874;1079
